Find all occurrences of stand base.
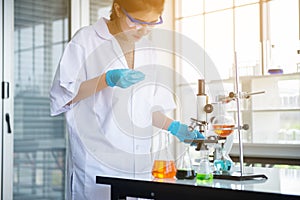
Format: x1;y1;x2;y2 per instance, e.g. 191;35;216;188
213;171;268;181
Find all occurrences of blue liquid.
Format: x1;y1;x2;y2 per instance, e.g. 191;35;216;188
214;159;232;173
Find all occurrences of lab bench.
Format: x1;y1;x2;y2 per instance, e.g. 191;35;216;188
96;166;300;200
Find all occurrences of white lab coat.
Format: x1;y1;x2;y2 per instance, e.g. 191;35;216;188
50;18;176;200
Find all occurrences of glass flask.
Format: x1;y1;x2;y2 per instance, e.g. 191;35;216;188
196;150;213;181
213;143;233;174
175;145;196;180
151;132;177;179
211;102;235;137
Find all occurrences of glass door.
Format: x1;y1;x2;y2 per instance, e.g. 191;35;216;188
13;0;69;199
1;0;14;199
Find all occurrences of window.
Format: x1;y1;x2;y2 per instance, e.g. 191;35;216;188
175;0;300;149
90;0;112;24
13;0;68;199
268;0;299;73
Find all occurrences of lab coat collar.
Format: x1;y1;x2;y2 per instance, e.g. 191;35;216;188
93;17;113;41
93;17;125;67
93;17;151;69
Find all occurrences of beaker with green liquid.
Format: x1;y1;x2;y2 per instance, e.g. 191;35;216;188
196;150;213;181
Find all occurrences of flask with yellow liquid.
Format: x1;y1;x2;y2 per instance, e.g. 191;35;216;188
151;132;176;179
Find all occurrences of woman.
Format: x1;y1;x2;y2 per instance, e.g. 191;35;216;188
50;0;204;199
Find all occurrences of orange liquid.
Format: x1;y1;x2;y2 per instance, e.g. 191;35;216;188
151;160;177;179
213;124;235;137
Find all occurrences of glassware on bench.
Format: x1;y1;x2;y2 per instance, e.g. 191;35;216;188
176;144;196;180
196;150;213;181
211;102;235;138
152;132;176;179
213;143;233;174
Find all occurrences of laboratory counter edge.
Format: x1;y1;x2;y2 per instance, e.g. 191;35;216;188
95;167;300;200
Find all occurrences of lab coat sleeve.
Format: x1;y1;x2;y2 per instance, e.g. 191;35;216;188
50;41;86;116
152;85;176;113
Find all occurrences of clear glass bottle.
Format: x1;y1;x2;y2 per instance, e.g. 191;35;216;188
196;150;213;181
176;145;196;180
213;143;233;174
152;132;176;179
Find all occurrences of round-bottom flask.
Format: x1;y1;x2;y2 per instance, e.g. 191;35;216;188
211;102;235;138
212;115;235;137
196;150;213;181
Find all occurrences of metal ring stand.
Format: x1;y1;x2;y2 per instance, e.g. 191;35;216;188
213;52;267;181
186;52;268;181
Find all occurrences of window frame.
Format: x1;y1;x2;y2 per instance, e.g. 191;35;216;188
174;0;300;164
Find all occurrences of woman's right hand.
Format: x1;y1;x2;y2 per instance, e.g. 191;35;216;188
168;121;205;143
105;69;145;88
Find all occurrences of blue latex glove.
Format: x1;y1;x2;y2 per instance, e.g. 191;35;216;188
106;69;145;88
168;121;205;143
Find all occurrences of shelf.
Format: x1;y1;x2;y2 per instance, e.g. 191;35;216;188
207;72;300;83
230;143;300;160
242;72;300;80
228;108;300;112
251;108;300;112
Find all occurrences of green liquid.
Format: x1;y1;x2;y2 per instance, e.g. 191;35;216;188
196;173;213;181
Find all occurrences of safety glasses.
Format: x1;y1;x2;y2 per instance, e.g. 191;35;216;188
121;7;163;29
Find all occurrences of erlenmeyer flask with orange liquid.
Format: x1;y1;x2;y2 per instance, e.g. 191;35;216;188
151;132;176;179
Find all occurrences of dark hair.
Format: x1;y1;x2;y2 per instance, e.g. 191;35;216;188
110;0;165;20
